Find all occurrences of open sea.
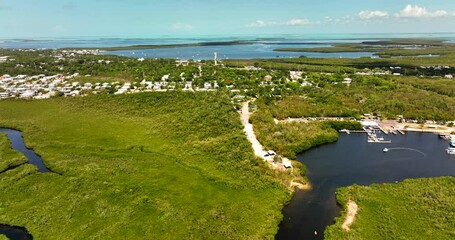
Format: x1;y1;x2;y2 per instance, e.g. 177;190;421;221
1;33;455;59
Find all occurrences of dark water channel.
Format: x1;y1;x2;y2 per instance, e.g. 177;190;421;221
0;225;32;240
0;128;53;240
276;132;455;240
0;128;50;173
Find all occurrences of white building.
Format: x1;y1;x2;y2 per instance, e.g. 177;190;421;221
183;81;193;91
161;74;170;81
361;121;379;128
343;78;352;85
20;90;36;98
204;82;212;90
290;71;304;81
0;92;10;99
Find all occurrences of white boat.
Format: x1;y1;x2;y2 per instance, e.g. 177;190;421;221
368;137;391;143
383;148;389;152
450;135;455;147
446;148;455;155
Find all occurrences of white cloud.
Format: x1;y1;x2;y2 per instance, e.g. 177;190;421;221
324;16;333;22
171;22;193;30
285;18;314;26
395;5;451;18
325;15;353;25
358;10;389;19
245;20;267;28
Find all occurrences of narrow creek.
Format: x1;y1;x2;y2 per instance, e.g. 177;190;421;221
276;132;455;240
0;128;50;173
0;128;53;240
0;225;32;240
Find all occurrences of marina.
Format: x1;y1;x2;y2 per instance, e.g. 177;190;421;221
277;132;455;240
366;128;392;144
341;124;455;155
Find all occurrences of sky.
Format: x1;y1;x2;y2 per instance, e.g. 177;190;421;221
0;0;455;38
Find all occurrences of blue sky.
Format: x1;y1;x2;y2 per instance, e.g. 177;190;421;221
1;0;455;38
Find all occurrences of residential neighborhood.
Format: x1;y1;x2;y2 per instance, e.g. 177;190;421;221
0;72;224;100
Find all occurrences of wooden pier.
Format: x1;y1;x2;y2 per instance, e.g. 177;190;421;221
350;130;366;133
397;129;405;135
379;126;389;135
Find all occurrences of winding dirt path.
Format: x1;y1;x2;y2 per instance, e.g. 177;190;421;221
240;102;305;191
240;102;274;163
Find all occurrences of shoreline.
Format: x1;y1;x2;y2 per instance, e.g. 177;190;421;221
276;117;455;135
64;40;256;51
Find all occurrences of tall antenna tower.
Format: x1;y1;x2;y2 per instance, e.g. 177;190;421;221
214;52;218;66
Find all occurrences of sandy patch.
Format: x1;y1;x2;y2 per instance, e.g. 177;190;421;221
342;200;358;231
290;181;311;190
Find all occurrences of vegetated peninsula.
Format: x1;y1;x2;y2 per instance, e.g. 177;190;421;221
76;39;326;52
326;177;455;240
86;40;255;51
274;39;455;58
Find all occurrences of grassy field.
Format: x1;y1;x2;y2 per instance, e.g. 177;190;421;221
0;92;290;239
0;133;28;173
325;177;455;240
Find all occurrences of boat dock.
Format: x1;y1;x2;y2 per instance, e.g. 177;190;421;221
338;121;409;143
339;129;366;134
390;126;405;135
364;127;392;144
339;129;351;134
379;126;389;135
350;130;367;133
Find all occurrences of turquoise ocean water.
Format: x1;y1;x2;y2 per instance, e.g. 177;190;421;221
1;33;454;59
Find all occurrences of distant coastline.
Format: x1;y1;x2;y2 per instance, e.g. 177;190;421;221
1;33;455;50
87;40;255;51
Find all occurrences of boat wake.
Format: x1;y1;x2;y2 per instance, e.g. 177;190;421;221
385;147;427;158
